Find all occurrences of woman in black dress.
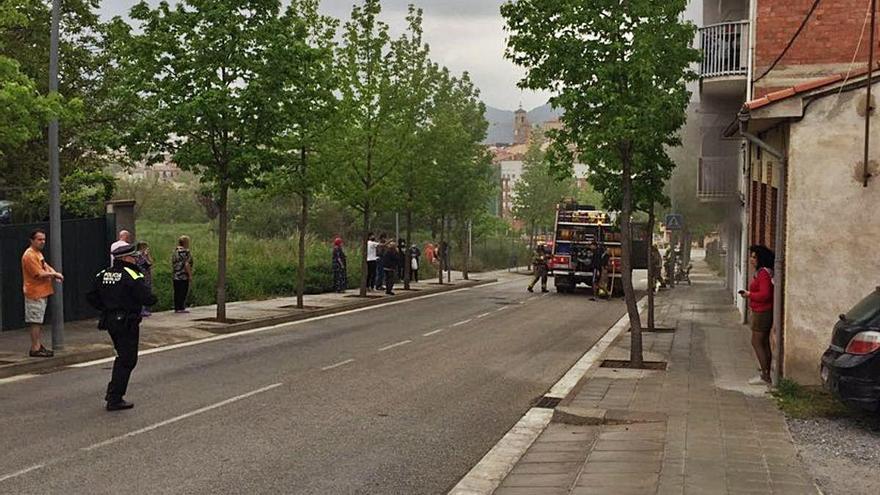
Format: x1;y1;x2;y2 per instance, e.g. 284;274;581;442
332;237;347;293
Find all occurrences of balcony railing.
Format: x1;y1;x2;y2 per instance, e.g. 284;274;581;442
698;157;739;201
699;21;749;78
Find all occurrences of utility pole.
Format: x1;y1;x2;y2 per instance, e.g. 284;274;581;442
48;0;64;350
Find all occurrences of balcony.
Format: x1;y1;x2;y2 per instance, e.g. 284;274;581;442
699;21;749;97
698;157;739;202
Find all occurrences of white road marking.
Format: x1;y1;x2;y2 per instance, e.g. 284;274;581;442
320;359;355;371
0;464;45;483
495;306;509;312
0;374;38;386
423;328;445;337
476;312;492;319
70;284;487;369
378;340;412;352
448;408;554;495
451;319;472;327
81;382;283;452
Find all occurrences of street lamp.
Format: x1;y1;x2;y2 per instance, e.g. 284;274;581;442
48;0;65;349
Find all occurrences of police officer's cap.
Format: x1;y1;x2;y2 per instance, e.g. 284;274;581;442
112;243;138;259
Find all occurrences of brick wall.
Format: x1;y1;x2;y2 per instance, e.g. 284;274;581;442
755;0;874;92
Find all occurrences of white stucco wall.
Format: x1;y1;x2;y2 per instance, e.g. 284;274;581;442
784;86;880;384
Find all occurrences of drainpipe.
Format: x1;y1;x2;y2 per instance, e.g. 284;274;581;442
741;0;757;323
739;119;786;387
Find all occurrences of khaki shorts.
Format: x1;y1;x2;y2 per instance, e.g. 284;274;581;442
24;297;48;325
751;310;773;333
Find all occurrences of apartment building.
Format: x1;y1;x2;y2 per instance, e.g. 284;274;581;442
696;0;878;383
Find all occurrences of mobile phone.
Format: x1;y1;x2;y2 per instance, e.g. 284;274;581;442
737;290;745;295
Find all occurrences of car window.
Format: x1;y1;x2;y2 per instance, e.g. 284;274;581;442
844;289;880;326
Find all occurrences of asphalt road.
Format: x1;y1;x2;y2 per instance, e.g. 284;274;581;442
0;274;634;495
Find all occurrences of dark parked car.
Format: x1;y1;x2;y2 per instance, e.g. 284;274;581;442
0;200;12;225
821;287;880;412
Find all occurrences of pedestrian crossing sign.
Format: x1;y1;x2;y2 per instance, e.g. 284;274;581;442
665;214;684;230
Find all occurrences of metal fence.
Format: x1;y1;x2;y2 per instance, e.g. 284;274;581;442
0;216;115;331
700;21;749;78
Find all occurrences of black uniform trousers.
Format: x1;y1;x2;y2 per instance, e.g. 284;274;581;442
105;318;140;402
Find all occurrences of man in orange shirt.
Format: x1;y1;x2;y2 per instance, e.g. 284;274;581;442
21;229;64;357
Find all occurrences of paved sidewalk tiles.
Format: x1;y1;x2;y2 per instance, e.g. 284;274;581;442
493;259;818;495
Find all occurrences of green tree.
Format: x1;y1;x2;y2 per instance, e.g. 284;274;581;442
512;132;574;248
111;0;287;321
503;0;698;366
326;0;397;296
386;6;434;289
261;0;339;308
0;0;112;216
426;69;492;282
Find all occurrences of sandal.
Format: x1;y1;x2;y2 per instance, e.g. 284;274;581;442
29;347;54;358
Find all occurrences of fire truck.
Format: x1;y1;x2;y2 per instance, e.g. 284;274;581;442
548;201;649;294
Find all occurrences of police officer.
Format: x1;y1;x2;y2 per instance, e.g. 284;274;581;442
86;242;157;411
527;245;549;293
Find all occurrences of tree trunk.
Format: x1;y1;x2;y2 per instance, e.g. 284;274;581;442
216;183;229;322
620;146;643;367
647;203;656;330
404;207;412;290
360;205;370;297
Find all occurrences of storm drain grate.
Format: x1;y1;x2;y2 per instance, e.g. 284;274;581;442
533;396;562;409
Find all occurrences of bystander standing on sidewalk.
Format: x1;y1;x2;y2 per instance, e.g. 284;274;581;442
382;241;400;295
109;230;131;266
375;234;387;290
332;237;347;293
21;229;63;357
425;242;436;267
740;244;775;385
135;241;154;316
409;243;421;282
397;238;407;280
366;232;378;291
171;235;193;313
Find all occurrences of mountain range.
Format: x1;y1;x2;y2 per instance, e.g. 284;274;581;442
482;103;563;144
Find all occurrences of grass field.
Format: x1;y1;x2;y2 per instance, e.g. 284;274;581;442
136;222;522;311
138;222;363;311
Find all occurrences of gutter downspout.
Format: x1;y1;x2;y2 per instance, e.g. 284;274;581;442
739;118;786;387
742;0;758;323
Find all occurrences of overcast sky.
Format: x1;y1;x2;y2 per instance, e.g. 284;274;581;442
98;0;554;111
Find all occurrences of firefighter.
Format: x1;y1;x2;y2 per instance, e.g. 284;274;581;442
527;245;549;293
86;243;157;411
588;241;609;299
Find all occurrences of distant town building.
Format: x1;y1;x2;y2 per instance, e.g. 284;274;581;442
117;158;183;183
513;107;530;145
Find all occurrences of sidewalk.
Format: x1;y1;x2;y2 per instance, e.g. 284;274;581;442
493;259;818;495
0;268;521;379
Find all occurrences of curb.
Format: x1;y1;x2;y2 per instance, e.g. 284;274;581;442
0;278;495;380
447;296;648;495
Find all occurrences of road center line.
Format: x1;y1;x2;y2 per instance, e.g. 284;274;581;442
0;464;45;484
321;359;355;371
495;306;509;312
452;319;472;327
476;312;492;319
378;340;412;352
81;382;283;452
0;374;38;386
423;328;445;337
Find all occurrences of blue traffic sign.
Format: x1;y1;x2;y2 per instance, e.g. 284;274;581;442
665;214;684;230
